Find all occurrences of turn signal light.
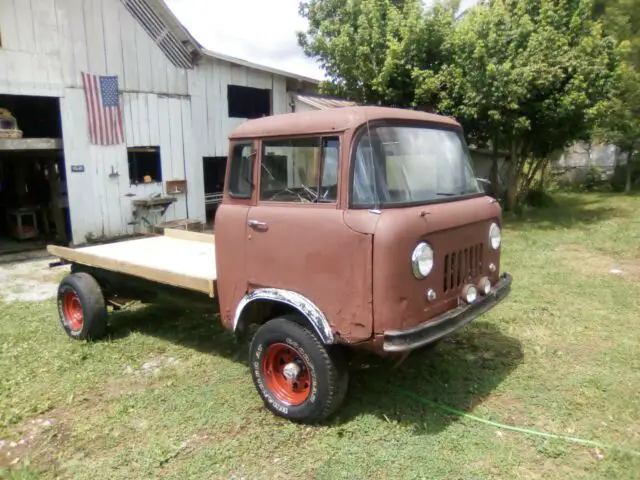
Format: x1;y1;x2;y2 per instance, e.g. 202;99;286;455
477;277;492;295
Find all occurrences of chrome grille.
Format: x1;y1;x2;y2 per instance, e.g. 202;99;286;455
443;243;483;293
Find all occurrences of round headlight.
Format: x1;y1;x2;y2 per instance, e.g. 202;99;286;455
489;223;501;250
411;242;434;279
463;284;478;304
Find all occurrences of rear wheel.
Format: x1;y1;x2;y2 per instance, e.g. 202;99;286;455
57;272;107;340
249;316;349;424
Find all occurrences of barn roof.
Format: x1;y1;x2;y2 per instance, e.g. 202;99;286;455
293;93;357;110
121;0;202;69
127;0;321;83
200;49;321;85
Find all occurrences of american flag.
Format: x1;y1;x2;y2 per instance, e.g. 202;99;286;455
81;72;125;145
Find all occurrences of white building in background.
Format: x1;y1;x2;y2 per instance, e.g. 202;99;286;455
0;0;319;249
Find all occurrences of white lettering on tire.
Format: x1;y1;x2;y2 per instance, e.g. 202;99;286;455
284;337;318;403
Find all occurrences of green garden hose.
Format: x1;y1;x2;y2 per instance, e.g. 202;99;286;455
393;387;640;457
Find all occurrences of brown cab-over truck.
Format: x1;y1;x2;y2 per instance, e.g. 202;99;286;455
48;106;512;424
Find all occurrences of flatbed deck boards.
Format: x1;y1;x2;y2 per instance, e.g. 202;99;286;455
47;229;217;297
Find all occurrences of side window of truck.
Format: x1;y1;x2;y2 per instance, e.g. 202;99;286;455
260;136;339;203
228;142;255;198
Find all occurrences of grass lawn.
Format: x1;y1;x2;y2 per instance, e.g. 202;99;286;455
1;192;639;479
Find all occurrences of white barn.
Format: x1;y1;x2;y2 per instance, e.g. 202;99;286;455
0;0;318;252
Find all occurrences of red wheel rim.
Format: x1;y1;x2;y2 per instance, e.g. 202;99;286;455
62;290;84;331
262;343;312;406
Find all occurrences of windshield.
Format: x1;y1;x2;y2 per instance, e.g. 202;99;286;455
351;124;482;208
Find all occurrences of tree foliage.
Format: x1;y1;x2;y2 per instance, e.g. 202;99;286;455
434;0;618;207
590;0;640;192
297;0;457;107
594;0;640;68
297;0;620;208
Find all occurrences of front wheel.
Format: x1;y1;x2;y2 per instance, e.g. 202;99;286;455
249;316;349;424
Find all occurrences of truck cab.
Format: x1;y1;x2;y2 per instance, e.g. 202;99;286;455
215;106;512;422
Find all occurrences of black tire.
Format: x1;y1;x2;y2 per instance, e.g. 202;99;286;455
57;272;107;341
249;316;349;424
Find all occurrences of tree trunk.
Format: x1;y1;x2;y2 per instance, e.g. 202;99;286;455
538;160;548;190
505;140;518;211
490;136;500;198
625;148;633;194
520;158;543;201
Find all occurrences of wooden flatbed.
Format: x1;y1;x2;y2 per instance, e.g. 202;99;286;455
47;229;217;297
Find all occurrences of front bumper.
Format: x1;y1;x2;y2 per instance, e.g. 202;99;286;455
383;273;513;353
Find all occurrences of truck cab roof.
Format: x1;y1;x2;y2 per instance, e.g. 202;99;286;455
227;105;461;140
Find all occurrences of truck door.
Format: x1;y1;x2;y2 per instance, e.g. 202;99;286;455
244;136;373;343
215;141;255;327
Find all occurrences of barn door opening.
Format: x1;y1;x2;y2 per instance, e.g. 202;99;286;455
0;94;70;257
203;156;227;230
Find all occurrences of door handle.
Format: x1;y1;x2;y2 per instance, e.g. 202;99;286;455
248;219;268;230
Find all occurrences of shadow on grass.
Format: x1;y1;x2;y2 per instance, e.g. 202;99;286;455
107;304;242;360
505;193;628;232
332;321;523;434
106;305;523;435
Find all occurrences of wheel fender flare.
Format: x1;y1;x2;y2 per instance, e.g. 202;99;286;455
233;288;334;344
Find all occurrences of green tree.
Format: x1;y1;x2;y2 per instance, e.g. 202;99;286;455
297;0;457;107
428;0;617;209
590;0;640;192
298;0;619;209
594;0;640;68
590;62;640;192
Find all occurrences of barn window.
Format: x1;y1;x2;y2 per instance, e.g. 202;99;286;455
227;85;271;119
127;146;162;184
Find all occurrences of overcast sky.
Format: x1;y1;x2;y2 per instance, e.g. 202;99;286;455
164;0;478;80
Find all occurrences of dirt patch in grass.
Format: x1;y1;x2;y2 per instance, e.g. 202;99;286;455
0;258;69;303
0;415;68;472
0;366;169;474
558;244;640;283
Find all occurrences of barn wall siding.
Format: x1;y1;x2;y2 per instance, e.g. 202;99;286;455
60;88;202;244
60;88;128;243
0;0;63;96
56;0;188;94
188;58;290;158
0;0;188;95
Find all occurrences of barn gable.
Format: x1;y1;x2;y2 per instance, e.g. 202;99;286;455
0;0;201;97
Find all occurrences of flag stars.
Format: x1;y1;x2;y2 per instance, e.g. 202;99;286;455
100;76;120;107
